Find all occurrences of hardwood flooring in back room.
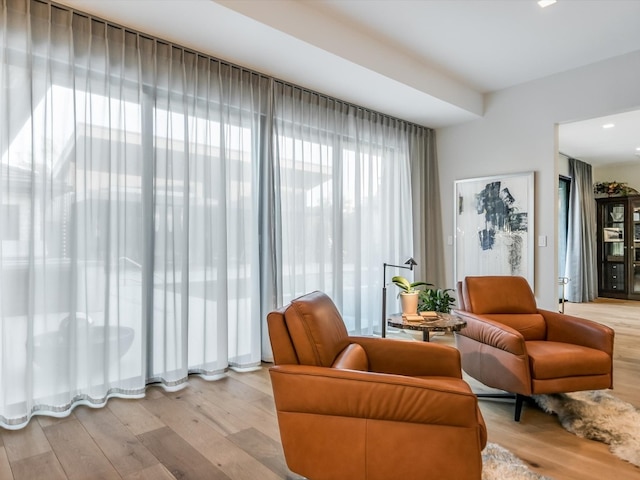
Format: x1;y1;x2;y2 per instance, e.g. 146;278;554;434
0;298;638;479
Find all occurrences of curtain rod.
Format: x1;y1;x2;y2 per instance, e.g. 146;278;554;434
42;0;431;133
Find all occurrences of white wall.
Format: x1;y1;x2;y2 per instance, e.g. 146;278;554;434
437;50;640;309
558;154;570;178
594;163;640;192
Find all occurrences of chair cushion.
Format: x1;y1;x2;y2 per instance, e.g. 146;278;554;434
284;291;350;367
463;276;537;314
267;308;300;365
414;376;476;394
332;343;369;371
526;341;612;379
483;313;546;341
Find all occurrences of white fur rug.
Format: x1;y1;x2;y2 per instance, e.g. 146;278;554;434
534;390;640;467
482;443;552;480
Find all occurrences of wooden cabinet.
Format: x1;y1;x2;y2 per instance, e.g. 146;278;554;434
596;195;640;300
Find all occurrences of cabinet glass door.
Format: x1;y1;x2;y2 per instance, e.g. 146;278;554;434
602;201;626;292
602;202;625;259
631;199;640;295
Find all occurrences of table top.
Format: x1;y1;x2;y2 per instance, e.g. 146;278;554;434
387;312;467;333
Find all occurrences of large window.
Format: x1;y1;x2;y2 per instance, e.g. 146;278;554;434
0;0;437;428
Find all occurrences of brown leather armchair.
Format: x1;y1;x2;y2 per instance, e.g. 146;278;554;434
455;276;614;421
267;290;487;480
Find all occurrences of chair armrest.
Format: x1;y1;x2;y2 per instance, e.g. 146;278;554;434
349;336;462;378
269;365;482;428
539;308;614;354
453;310;527;356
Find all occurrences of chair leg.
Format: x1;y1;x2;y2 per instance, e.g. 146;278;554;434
475;392;527;422
514;394;524;422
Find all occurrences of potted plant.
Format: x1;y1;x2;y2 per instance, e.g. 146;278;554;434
593;181;639;198
418;287;456;313
391;276;430;315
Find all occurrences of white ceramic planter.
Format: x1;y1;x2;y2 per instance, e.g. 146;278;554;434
400;292;419;315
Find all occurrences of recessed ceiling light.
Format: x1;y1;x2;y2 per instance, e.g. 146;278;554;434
538;0;557;7
602;123;615;129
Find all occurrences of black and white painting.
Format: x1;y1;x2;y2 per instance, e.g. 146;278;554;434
454;172;534;287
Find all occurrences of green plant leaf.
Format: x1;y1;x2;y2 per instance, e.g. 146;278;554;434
391;276;431;294
391;276;412;292
418;287;456;313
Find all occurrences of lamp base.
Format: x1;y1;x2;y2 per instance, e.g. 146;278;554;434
381;285;387;338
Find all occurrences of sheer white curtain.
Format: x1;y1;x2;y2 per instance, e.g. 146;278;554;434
270;85;414;335
0;0;263;428
139;42;266;382
1;0;438;428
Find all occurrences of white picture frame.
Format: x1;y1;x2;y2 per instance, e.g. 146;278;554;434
454;171;535;287
603;227;623;242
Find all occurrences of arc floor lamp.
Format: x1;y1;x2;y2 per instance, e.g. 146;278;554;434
381;257;417;337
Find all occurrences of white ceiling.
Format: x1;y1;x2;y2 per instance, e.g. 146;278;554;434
560;109;640;167
55;0;640;165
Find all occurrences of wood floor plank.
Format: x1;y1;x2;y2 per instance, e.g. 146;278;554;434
226;427;292;479
107;398;166;437
141;392;281;480
214;375;271;404
9;451;66;480
0;446;14;480
193;377;281;441
192;374;276;426
143;387;167;400
42;417;121;480
138;426;231;480
35;414;72;429
226;368;275;397
169;385;249;437
121;462;175;480
73;406;159;477
138;391;228;442
2;417;52;462
252;393;278;418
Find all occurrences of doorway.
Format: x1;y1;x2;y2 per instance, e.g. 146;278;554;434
558;109;640;303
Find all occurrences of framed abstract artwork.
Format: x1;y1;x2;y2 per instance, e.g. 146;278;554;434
454;171;534;287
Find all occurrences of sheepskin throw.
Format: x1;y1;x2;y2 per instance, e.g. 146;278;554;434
534;390;640;468
482;443;552;480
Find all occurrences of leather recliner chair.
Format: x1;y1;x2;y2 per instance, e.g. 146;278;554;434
454;276;614;421
267;290;487;480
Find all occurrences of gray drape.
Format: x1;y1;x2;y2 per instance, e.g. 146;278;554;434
565;158;598;302
410;128;445;288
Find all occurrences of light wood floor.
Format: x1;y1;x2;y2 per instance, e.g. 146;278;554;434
0;298;638;479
